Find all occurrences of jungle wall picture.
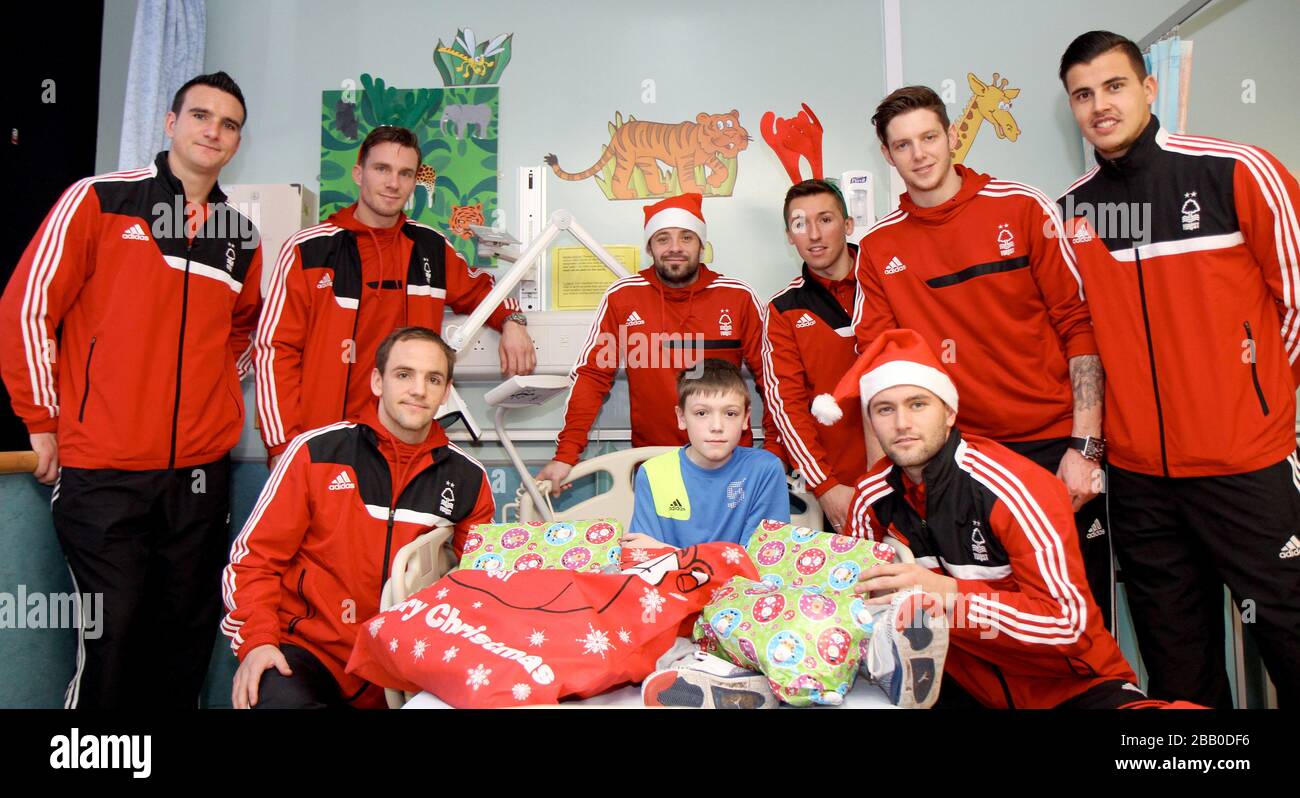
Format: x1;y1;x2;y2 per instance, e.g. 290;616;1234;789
321;74;499;267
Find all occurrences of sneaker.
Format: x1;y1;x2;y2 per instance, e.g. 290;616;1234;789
642;649;778;709
864;588;948;709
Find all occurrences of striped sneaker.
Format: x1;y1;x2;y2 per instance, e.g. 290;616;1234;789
642;649;777;709
864;588;949;709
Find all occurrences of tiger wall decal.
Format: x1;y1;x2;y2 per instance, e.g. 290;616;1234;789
544;110;751;200
449;202;484;239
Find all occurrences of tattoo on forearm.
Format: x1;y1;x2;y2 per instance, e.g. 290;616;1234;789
1070;355;1104;411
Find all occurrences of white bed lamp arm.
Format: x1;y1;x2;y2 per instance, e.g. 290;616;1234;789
484;374;574;525
445;210;634;353
495;405;554;522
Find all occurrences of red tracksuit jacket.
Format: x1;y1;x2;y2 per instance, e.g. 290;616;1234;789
763;256;868;497
554;264;784;465
853;166;1097;442
848;430;1135;708
255;204;518;457
222;403;495;707
1059;119;1300;476
0;152;262;470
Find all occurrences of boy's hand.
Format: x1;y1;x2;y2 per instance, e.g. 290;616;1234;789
232;644;292;709
620;532;665;549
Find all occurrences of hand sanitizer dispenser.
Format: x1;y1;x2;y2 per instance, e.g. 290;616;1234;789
840;170;876;232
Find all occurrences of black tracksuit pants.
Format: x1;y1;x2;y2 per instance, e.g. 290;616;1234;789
251;644;358;710
52;456;231;709
1001;438;1114;632
1108;453;1300;708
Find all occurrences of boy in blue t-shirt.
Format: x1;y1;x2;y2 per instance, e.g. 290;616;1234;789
625;359;789;549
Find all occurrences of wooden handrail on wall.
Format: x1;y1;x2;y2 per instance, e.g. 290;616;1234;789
0;451;38;476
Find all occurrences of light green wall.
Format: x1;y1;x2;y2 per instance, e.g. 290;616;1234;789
185;0;892;303
93;0;1300;451
895;0;1300;197
898;0;1166;196
96;0;136;174
1181;0;1300;169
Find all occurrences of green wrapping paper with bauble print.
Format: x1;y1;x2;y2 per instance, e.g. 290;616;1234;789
456;519;623;573
694;577;881;706
744;520;898;591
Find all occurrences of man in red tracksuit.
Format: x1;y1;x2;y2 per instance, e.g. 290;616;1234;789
0;73;262;708
763;180;868;533
848;86;1113;629
535;193;784;494
256;126;535;464
224;327;495;709
836;330;1148;709
1057;31;1300;707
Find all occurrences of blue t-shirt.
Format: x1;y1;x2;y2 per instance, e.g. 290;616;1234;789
630;446;790;548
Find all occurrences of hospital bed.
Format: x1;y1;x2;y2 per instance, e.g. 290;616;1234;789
380;446;909;709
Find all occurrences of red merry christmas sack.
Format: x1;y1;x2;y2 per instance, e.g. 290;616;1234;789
347;542;757;707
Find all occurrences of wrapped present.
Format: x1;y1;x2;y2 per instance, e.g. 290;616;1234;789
458;519;623;573
694;577;876;707
349;543;757;708
745;521;896;592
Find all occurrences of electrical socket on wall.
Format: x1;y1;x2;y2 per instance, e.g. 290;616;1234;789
447;311;594;379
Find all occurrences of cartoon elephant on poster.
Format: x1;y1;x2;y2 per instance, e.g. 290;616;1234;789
440;103;492;140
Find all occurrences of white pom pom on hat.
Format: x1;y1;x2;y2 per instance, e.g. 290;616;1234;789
643;192;707;246
811;329;958;425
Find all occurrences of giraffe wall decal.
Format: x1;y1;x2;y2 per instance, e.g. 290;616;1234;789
951;72;1021;164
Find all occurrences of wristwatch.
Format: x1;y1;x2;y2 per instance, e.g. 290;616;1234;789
1069;435;1105;462
503;312;528;327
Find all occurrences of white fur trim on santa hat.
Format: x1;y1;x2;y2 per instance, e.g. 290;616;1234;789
811;394;843;426
859;361;958;411
644;207;707;244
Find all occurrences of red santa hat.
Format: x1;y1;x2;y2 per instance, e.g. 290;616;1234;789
643;192;707;246
811;329;959;425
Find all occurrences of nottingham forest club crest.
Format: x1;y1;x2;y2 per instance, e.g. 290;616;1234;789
1181;192;1201;231
970;520;989;563
440;481;456;516
996;224;1015;257
718;309;733;337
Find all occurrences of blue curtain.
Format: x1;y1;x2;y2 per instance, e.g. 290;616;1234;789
1144;36;1182;132
117;0;206;170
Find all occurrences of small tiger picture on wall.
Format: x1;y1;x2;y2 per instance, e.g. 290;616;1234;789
545;110;751;200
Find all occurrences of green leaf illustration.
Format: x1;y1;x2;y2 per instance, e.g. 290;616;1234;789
319;160;345;181
466;176;496;199
322;128;357;152
320;190;355;206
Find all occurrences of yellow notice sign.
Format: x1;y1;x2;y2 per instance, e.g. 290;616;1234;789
550;245;640;310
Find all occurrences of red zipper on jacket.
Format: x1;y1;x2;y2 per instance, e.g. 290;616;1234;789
77;337;97;422
1118;165;1171;477
380;445;421;588
381;506;397;588
340;269;363;421
1131;249;1170;477
1244;321;1270;416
